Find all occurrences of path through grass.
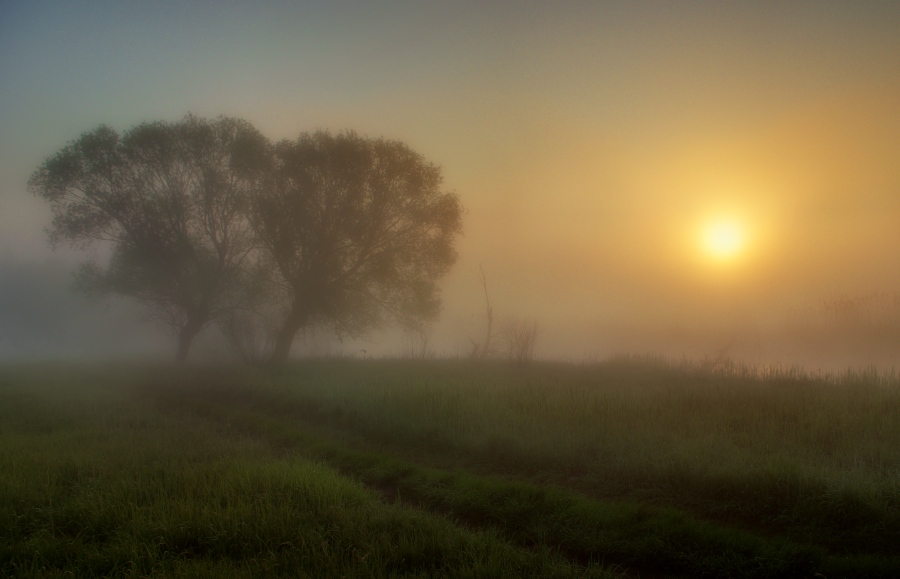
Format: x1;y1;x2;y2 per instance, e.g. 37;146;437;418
0;364;616;578
3;359;899;577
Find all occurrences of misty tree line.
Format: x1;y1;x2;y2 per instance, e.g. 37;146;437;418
29;115;463;363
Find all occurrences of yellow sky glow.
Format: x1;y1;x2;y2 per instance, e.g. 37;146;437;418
702;219;745;261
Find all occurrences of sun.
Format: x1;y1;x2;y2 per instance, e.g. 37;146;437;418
702;219;745;261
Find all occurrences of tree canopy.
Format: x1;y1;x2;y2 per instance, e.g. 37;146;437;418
30;119;463;363
254;131;463;363
29;115;268;363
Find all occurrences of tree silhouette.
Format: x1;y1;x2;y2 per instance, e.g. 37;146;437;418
29;115;268;363
253;131;463;363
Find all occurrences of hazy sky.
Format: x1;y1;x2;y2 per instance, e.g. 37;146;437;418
2;1;899;363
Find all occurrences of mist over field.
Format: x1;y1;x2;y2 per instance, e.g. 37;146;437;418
1;1;899;371
5;5;900;576
2;254;899;372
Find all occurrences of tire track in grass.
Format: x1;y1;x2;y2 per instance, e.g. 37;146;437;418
151;374;898;560
159;398;826;578
0;384;620;579
142;376;900;579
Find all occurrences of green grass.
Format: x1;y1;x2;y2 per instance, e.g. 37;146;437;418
0;365;615;578
187;404;828;578
2;358;899;577
237;358;900;553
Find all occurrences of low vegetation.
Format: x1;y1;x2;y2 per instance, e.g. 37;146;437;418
2;358;899;577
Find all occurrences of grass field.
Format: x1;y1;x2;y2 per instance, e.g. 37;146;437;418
2;358;899;577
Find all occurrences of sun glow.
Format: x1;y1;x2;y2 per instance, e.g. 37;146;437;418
702;219;745;261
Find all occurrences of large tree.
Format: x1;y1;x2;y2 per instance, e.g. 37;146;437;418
29;115;268;363
254;131;463;363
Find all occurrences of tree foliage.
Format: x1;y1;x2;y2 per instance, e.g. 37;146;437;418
29;115;268;363
31;120;462;364
253;131;463;362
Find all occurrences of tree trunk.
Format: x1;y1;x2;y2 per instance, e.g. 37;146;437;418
174;315;205;364
269;304;308;364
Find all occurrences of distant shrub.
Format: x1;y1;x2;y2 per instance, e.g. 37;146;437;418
501;317;539;364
